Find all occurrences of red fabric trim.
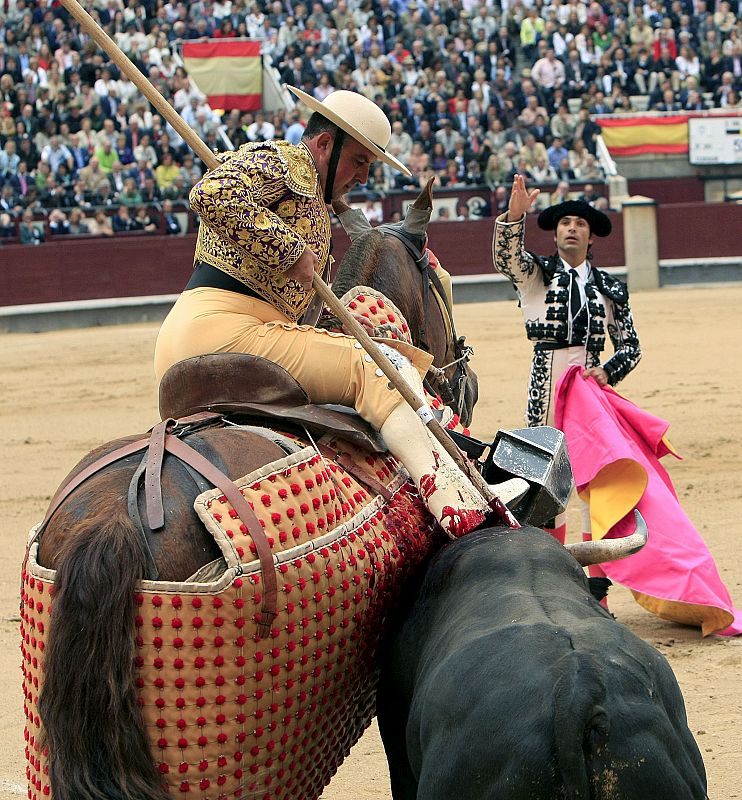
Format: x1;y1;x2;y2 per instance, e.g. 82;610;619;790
207;93;262;111
599;115;688;128
182;40;261;58
610;143;689;156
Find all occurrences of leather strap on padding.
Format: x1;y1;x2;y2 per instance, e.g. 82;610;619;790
33;434;152;547
145;419;170;530
164;435;278;638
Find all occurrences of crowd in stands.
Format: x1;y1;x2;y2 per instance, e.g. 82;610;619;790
0;0;740;241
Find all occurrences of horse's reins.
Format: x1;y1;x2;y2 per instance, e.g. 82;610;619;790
378;225;473;418
29;412;279;638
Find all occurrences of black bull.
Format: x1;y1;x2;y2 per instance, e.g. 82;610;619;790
377;526;708;800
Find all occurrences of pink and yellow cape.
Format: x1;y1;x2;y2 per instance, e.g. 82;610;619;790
555;365;741;636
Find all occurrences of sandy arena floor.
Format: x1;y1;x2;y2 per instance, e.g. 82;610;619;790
0;285;739;799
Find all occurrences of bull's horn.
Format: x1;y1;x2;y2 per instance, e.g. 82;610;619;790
565;510;648;567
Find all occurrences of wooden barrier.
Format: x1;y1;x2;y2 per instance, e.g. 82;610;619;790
0;201;738;308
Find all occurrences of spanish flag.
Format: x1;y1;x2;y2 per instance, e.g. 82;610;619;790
599;114;689;157
182;40;262;112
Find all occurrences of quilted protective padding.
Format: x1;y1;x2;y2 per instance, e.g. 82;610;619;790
21;441;439;800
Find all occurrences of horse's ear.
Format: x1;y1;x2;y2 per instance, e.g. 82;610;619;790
334;203;373;241
403;177;435;237
411;177;435;211
331;196;353;216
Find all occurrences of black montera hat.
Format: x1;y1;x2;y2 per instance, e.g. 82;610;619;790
537;200;612;237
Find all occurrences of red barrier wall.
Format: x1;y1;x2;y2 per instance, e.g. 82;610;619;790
0;201;738;308
657;203;742;260
1;234;196;306
627;177;705;204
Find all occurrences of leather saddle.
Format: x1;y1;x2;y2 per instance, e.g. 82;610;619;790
158;353;385;452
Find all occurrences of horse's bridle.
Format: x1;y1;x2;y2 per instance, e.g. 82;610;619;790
378;224;473;420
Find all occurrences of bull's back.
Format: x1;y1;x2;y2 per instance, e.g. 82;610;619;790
379;527;707;800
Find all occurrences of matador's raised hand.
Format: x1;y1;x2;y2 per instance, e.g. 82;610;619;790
506;174;540;222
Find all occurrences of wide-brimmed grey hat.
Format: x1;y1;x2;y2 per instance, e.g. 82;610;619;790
287;86;411;176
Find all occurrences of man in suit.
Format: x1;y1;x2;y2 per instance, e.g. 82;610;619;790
108;160;127;198
68;132;90;174
282;56;310;89
162;199;182;235
564;49;590;98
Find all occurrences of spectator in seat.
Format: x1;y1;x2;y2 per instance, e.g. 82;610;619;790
120;176;143;206
484;154;510;188
115;132;135;166
19;209;45;244
68;207;90;235
683;88;705;110
109;159;127;198
68;132;90;173
530;112;551;145
456;199;472;221
0;139;21;176
163;173;188;202
134;205;159;232
89;209;114;237
520;132;547;166
632;48;653;96
550;180;572;205
579;182;602;206
40;174;70;210
579;154;604;181
141;175;163;204
155;151;180;192
155;132;180;165
133;133;158;167
79;156;112;196
179;153;203;188
129;157;155;189
491;184;510;215
41;134;74;174
48;208;71;235
162;199;182;235
0;212;16;239
531;155;557;183
111;203;139;233
716;71;737;107
94;139;120;174
653;43;680;93
547;135;570;171
654;87;681;111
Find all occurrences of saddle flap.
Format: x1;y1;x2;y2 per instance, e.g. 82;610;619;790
158;353;385;452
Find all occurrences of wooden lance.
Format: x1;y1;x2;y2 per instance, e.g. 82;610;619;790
59;0;501;508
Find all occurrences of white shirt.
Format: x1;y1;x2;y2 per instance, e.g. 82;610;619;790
561;256;590;343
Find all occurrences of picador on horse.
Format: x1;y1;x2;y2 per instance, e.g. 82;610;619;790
22;87;666;800
153;87;527;538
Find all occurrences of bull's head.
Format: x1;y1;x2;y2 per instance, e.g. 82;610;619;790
565;510;648;567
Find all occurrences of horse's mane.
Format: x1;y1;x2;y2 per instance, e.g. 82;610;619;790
331;229;386;298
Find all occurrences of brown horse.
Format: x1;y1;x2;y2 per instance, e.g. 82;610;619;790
26;182;475;800
330;179;478;427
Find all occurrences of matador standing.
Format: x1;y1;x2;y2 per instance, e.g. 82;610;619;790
492;175;641;601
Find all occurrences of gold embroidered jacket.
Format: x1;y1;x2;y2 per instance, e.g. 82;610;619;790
190;140;331;321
